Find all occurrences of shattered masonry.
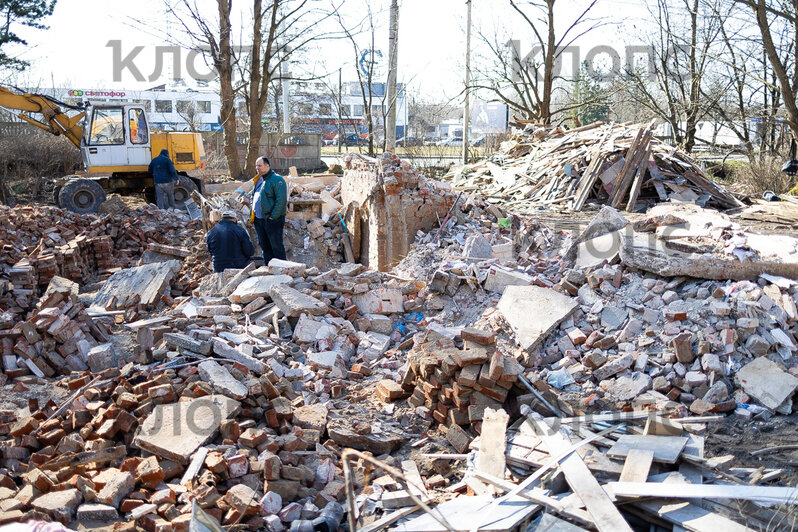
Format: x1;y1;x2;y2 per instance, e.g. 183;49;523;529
0;144;797;531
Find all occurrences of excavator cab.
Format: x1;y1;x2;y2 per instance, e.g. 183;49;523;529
82;105;151;171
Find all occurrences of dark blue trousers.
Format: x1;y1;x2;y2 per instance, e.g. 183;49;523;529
253;216;286;265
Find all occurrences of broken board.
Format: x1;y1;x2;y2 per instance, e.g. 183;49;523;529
393;495;538;532
91;259;181;310
607;435;688;464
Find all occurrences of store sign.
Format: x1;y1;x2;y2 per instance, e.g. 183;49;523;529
68;90;127;98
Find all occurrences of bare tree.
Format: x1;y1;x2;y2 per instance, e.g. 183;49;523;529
472;0;602;124
622;0;728;152
735;0;798;144
332;4;382;156
176;101;202;132
165;0;344;178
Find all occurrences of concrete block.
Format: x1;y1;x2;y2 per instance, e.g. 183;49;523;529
497;285;578;351
483;266;532;293
269;284;328;317
198;360;248;400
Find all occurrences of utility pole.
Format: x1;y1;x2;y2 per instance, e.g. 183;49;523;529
386;0;399;151
461;0;472;164
338;68;343;154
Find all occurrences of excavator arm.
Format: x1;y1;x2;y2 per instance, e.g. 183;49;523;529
0;86;85;149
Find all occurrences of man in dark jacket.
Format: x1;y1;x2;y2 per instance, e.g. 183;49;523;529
206;209;255;272
148;148;179;209
249;156;287;264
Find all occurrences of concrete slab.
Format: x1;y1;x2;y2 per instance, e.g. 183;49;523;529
269;284;328;317
497;286;578;351
212;338;267;373
463;234;493;261
31;488;81;523
621;230;798;280
736;357;798;411
353;288;404;314
229;274;292;304
483;266;533;293
576;230;623;269
134;394;240;464
198;360;248;400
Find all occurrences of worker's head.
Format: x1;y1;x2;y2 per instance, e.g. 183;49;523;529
160;149;170;158
221;208;237;220
255;156;271;175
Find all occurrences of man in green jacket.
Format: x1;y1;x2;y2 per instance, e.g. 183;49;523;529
250;156;288;264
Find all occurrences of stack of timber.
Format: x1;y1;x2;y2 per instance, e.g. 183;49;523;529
448;122;743;213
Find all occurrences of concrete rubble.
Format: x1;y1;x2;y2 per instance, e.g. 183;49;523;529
1;151;798;531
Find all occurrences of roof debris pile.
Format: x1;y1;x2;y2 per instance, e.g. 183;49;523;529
1;150;798;531
448;122;742;213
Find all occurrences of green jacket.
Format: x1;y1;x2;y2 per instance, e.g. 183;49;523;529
257;170;287;219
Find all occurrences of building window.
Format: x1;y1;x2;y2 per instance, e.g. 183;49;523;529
176;100;193;113
131;100;151;112
197;101;211;113
298;103;313;116
155;100;172;113
319;103;331;115
371;105;383;116
353;105;364;117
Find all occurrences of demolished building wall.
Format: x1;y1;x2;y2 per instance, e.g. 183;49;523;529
341;152;454;271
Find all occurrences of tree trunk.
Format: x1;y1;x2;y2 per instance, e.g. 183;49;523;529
751;0;798;143
218;0;243;179
243;0;264;179
540;0;556;124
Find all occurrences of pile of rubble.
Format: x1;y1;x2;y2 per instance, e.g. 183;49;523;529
0;204;200;309
3;149;798;531
1;277;110;380
447;121;742;213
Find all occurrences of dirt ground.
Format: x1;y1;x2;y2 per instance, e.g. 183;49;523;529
706;413;798;484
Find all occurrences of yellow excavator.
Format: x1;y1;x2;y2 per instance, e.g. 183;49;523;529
0;85;206;214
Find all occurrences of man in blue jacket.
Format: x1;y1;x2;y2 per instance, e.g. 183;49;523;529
206;209;255;272
249;156;287;264
148;149;179;209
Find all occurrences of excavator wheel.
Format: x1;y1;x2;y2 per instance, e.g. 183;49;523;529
59;179;107;215
173;175;199;208
52;185;62;206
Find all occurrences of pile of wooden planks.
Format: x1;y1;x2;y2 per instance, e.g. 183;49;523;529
448;122;743;213
408;410;795;532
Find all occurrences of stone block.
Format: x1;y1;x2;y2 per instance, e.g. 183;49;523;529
498;285;578;351
198;360;248;400
269;285;328;317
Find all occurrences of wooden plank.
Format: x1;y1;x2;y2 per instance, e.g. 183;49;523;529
533;422;633;532
341;233;355;263
632;500;755;532
401;460;428;498
358;505;422;532
477;407;509;479
181;447;209;487
41;445;127;471
625;144;652;212
618;449;654;483
606;435;688;464
611;129;651;208
393;495;539;532
471;470;594;528
123;315;173;331
606;482;798;504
